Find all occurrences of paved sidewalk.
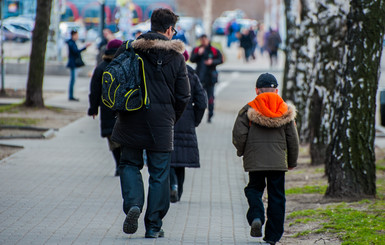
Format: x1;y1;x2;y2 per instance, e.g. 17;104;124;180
0;65;285;245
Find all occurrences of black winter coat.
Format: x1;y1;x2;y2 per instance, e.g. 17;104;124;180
171;65;207;168
111;32;191;152
66;39;86;69
88;54;117;137
190;44;223;86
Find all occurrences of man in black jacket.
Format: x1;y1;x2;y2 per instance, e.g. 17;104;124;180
190;34;223;123
111;8;190;238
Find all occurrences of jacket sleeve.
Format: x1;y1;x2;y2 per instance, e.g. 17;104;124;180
286;121;299;168
174;56;191;122
87;65;103;116
212;48;224;66
68;40;86;55
189;47;202;63
232;106;250;157
192;73;208;127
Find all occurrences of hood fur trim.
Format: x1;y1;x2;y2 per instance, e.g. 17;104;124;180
247;104;297;128
131;38;185;54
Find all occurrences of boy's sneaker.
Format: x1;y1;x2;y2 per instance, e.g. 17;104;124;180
123;206;140;234
250;218;262;237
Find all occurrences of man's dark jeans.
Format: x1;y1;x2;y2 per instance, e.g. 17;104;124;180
244;171;286;242
119;146;171;232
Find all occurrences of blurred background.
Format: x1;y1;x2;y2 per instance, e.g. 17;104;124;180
0;0;285;65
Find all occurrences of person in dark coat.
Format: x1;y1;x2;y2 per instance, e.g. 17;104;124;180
66;30;91;101
88;39;123;177
190;34;223;123
111;8;191;239
169;50;208;203
239;28;253;62
264;28;282;67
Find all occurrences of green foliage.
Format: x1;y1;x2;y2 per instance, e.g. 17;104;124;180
286;185;327;195
0;117;40;126
376;159;385;171
0;103;22;113
314;167;324;174
287;201;385;244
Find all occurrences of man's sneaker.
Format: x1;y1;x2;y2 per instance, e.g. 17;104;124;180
145;229;165;238
263;237;276;245
250;218;262;237
123;206;140;234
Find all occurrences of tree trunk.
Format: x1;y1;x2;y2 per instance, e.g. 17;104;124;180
325;0;385;198
282;0;299;104
25;0;53;108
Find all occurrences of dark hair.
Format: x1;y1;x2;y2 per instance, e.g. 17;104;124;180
70;30;78;36
199;34;208;39
150;8;179;33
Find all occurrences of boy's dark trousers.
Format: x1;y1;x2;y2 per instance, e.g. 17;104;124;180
119;146;171;232
244;171;286;242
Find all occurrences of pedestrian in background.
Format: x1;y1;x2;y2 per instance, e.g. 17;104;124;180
190;34;223;123
111;8;190;238
66;30;91;101
96;28;115;65
232;73;299;245
170;50;207;203
239;28;253;62
264;28;282;67
88;39;123;177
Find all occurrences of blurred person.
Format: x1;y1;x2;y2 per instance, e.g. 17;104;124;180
226;19;240;47
96;28;115;65
169;51;207;203
88;39;123;177
135;30;143;39
190;34;223;123
66;30;91;101
172;25;188;45
257;23;265;56
264;27;282;67
239;28;253;62
249;26;258;60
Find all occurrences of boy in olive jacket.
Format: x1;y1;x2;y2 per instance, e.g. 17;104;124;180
232;73;299;245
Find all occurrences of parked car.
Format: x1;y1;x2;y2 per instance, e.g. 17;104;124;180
59;21;87;42
1;23;31;42
3;16;35;32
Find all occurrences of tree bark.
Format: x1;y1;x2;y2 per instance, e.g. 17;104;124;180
325;0;385;198
25;0;53;107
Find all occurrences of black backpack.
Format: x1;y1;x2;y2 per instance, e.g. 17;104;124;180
101;40;149;111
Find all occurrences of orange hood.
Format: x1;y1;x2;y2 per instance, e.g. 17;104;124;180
248;92;288;118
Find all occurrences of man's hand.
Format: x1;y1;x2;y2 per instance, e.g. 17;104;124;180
204;58;213;65
288;167;295;170
92;114;97;119
198;47;205;55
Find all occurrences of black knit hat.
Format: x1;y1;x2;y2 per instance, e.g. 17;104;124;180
256;73;278;88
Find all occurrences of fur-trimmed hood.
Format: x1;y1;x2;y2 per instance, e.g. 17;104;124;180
131;32;185;54
247;93;296;128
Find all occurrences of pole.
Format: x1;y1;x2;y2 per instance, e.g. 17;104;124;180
0;0;5;95
99;0;105;40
